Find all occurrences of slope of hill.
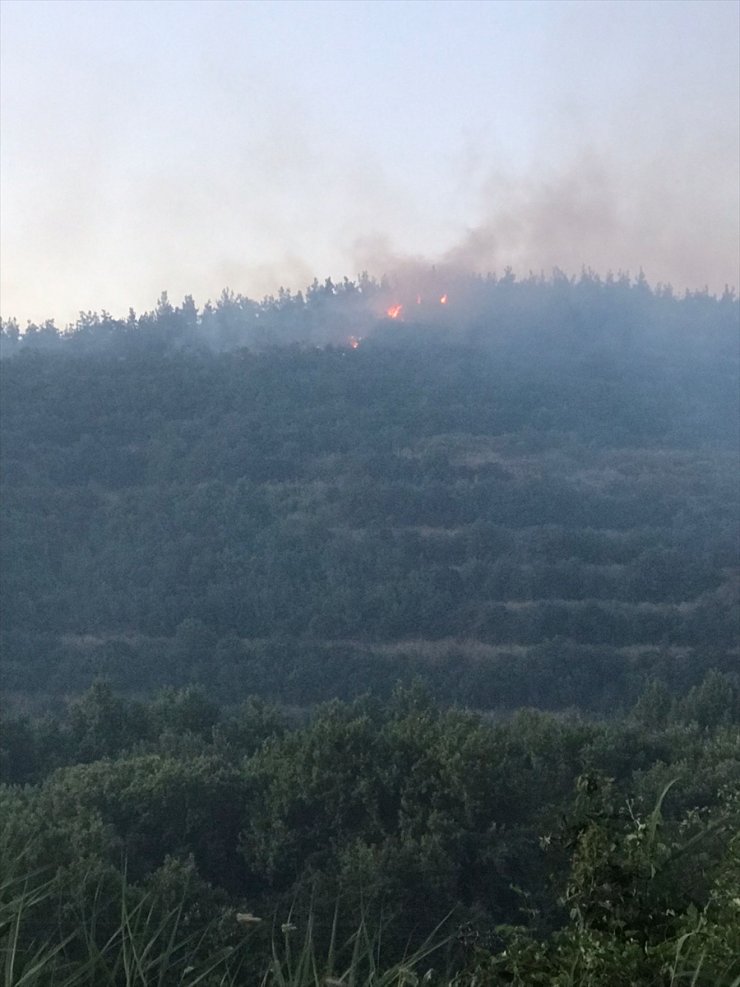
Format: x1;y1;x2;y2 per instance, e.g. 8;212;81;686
1;272;738;711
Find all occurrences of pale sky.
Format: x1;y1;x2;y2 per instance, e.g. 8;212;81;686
1;0;738;325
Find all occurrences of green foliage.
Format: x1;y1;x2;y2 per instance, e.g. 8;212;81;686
2;686;738;982
2;274;738;713
0;871;247;985
455;779;740;986
0;273;738;982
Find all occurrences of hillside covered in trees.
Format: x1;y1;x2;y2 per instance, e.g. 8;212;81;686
1;270;738;984
1;272;738;712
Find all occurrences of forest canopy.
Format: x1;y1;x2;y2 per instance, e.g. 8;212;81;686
1;271;738;713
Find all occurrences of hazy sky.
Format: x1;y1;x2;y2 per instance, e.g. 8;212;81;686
1;0;738;325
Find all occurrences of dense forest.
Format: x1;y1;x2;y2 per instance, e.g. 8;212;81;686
1;270;738;983
1;682;739;983
1;273;738;712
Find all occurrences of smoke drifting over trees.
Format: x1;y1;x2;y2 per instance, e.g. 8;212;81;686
2;2;738;325
2;265;738;983
2;4;738;980
2;267;737;360
1;270;738;709
353;141;739;300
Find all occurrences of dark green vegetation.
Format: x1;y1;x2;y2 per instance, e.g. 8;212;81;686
1;683;739;984
1;271;738;983
1;273;738;712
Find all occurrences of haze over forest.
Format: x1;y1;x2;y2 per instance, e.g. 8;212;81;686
3;271;738;707
1;2;739;984
1;0;739;325
1;268;739;984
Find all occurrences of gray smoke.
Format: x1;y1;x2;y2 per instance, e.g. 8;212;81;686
352;142;739;295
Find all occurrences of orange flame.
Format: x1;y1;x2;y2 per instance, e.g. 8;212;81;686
348;335;361;349
386;304;403;319
439;294;448;305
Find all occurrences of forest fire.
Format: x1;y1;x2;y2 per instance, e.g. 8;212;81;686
386;294;448;320
347;335;361;349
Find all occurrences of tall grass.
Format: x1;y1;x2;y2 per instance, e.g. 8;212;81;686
0;864;242;985
1;852;448;986
262;906;448;986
